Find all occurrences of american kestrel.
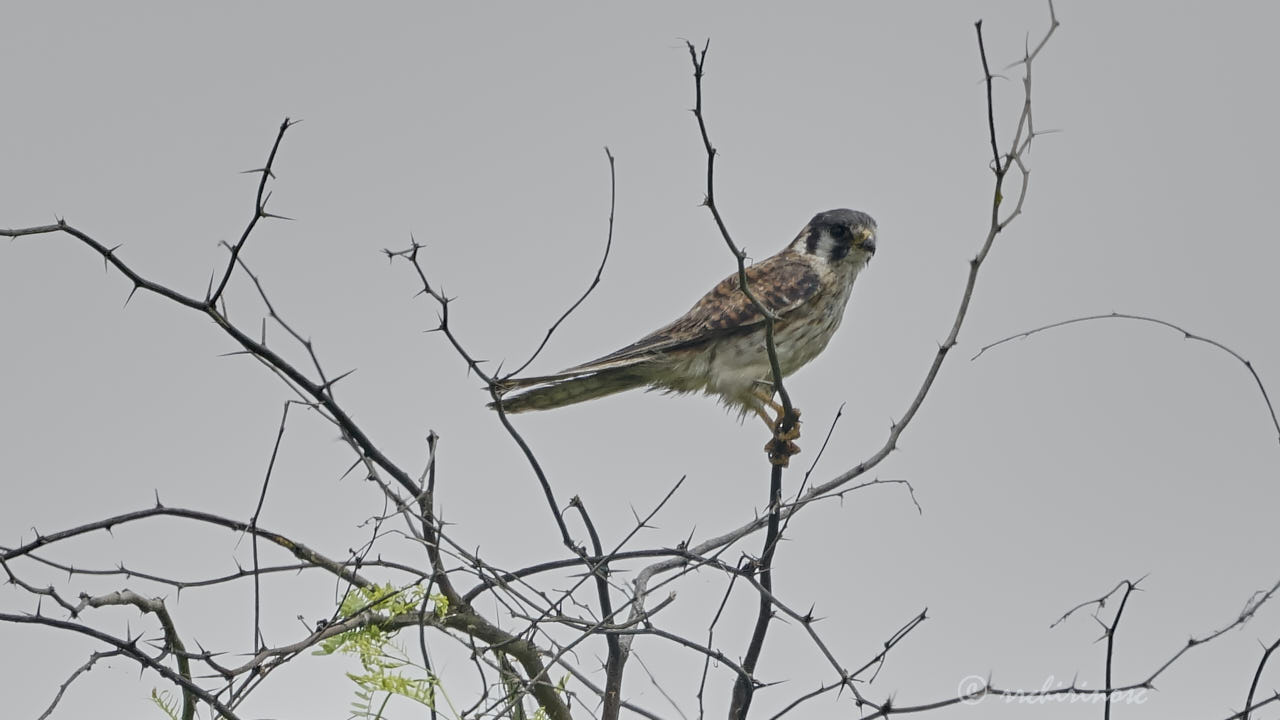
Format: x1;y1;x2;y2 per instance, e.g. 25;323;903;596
491;209;876;442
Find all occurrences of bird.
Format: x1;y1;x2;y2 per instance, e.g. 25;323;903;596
490;208;876;458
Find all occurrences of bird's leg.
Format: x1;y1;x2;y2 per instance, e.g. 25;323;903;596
752;387;802;466
750;404;778;432
752;386;801;438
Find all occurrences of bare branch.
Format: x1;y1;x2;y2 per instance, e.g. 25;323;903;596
973;312;1280;443
36;652;116;720
2;506;370;588
508;147;618;378
208;117;296;305
1244;636;1280;720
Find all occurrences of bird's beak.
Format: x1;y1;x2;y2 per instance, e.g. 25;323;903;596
858;230;877;256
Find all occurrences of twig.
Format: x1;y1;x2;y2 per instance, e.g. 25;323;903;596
1244;635;1280;720
729;462;784;719
972;312;1280;443
208;118;296;305
36;651;116;720
1051;577;1143;629
782;403;845;538
975;21;1001;169
249;401;295;653
2;505;369;588
508;147;617;377
1102;581;1139;720
568;496;625;719
698;567;743;718
388;241;578;551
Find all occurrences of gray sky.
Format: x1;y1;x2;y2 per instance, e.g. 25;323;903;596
3;2;1279;719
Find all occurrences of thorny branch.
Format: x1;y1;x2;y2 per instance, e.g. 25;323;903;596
508;148;618;378
0;611;242;720
3;122;423;507
1243;635;1280;720
384;146;619;556
35;652;116;720
904;576;1280;718
1;121;574;720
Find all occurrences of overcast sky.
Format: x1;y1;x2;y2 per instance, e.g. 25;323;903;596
3;2;1279;719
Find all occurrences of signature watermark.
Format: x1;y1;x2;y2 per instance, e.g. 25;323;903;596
958;675;1149;706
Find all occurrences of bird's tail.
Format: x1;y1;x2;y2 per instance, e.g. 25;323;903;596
489;368;649;414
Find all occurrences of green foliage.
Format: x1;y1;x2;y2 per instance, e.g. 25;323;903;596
150;688;183;720
315;583;453;719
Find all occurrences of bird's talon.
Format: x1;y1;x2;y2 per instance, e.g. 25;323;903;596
773;407;802;442
764;438;802;467
775;423;801;442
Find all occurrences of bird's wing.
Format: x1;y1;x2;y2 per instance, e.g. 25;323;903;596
561;253;821;374
492;254;819;393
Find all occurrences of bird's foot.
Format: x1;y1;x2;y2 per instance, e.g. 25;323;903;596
774;406;802;440
765;437;801;466
765;407;802;466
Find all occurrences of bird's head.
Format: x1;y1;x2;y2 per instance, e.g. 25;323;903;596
795;208;877;266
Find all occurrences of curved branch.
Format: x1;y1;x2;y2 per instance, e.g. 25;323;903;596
972;312;1280;443
1245;636;1280;720
507;147;617;378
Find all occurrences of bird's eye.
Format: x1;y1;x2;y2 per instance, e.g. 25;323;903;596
830;226;848;240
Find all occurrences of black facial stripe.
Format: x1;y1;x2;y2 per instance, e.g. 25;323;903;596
805;224;854;262
827;234;850;262
805;226;821;255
